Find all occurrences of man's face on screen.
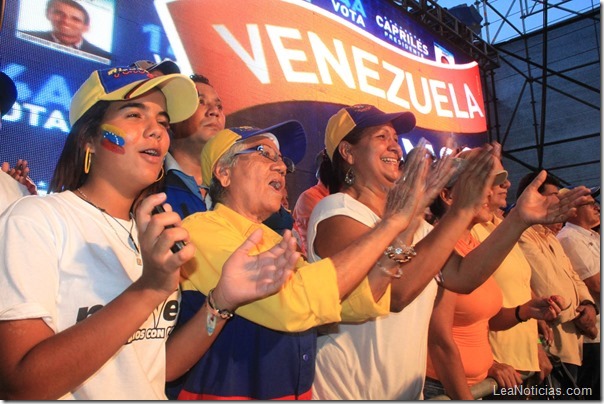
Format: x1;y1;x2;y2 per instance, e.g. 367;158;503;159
47;2;89;46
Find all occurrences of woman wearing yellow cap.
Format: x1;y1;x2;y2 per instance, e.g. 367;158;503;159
171;121;433;400
0;67;300;399
307;104;590;400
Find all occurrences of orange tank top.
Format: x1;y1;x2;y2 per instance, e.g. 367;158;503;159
426;235;503;385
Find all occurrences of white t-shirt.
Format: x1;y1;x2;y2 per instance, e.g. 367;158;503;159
307;193;436;400
0;191;178;399
0;170;29;214
558;222;601;343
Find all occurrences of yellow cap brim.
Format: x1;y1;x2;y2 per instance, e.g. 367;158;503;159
70;72;198;125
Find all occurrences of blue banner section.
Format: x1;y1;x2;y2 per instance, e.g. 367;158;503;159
305;0;468;63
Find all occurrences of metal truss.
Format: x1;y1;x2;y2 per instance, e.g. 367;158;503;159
389;0;601;187
477;0;600;186
388;0;500;69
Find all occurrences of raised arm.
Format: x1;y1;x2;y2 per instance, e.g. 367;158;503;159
312;143;441;302
390;144;496;310
327;140;431;301
185;143;433;332
441;171;591;294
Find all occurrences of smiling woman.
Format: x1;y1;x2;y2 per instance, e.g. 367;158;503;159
170;118;436;400
304;104;591;400
0;66;303;400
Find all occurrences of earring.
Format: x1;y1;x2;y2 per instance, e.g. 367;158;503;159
84;147;92;174
344;167;355;185
154;166;165;182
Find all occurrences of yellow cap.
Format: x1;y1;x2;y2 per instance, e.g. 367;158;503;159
69;66;198;125
201;122;307;187
325;104;415;160
201;128;242;187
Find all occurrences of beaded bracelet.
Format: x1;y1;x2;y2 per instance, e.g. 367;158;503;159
206;288;234;336
377;260;403;279
384;244;417;265
207;288;234;319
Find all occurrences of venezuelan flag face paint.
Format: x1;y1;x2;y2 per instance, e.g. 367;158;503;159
100;124;126;155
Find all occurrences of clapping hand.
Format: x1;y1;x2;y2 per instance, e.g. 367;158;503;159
420;138;456;210
213;229;299;311
514;170;591;226
449;143;497;215
384;138;430;228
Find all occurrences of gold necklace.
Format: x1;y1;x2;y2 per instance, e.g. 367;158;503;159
76;188;142;266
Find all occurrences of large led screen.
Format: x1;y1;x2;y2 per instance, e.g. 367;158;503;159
0;0;488;196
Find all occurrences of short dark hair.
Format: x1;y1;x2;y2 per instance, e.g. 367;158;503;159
47;0;90;25
190;74;211;86
516;171;561;199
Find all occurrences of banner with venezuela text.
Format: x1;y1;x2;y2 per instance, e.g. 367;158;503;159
157;0;486;134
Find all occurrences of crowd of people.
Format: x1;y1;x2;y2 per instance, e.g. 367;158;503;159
0;56;599;400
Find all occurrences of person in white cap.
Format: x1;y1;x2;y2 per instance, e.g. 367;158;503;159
0;66;299;399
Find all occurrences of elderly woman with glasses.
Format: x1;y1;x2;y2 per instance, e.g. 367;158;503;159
169;120;433;400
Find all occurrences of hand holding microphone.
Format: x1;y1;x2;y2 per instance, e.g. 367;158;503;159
152;204;186;253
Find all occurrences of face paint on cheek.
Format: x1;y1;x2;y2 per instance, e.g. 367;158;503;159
100;124;126;155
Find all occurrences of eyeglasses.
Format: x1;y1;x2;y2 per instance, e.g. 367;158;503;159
234;145;295;173
582;201;599;209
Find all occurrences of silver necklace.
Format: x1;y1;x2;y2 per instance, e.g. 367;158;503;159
76;188;142;266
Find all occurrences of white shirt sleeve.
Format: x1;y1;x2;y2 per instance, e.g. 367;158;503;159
0;196;60;331
558;231;600;281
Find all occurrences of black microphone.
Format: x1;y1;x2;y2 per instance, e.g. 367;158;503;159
152;205;186;253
